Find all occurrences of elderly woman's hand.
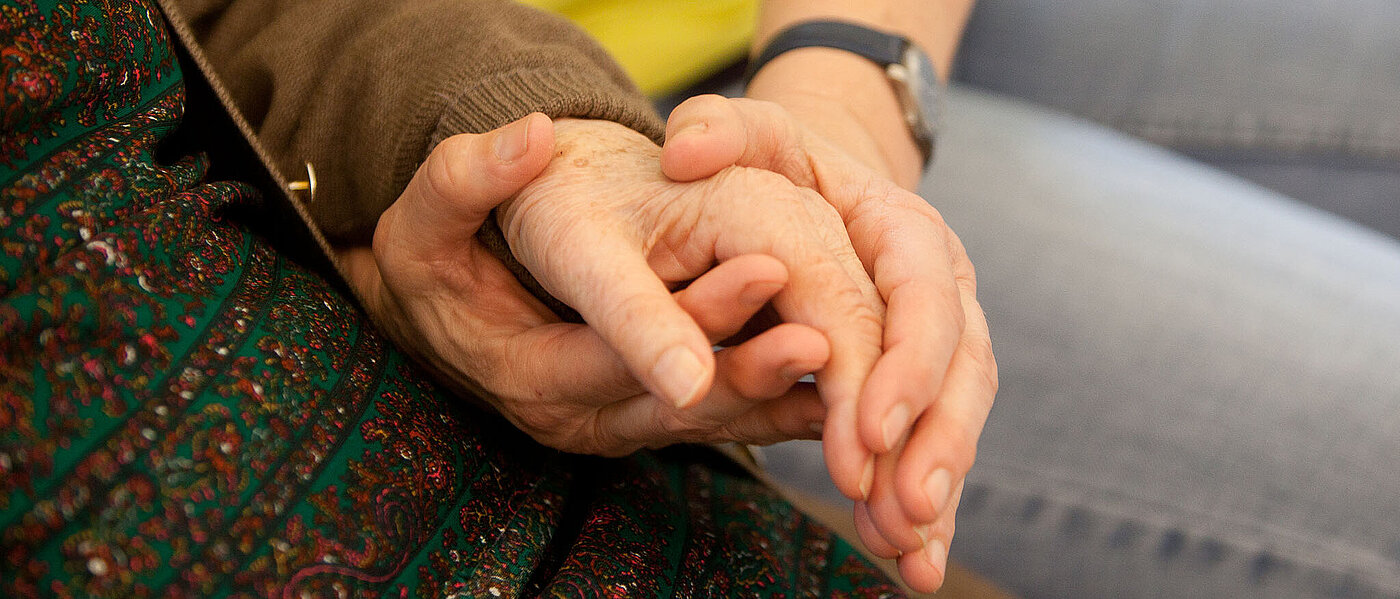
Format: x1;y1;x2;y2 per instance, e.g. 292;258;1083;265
661;95;997;592
489;116;891;454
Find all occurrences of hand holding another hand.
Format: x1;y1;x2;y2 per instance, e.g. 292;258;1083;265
662;95;998;592
341;114;839;456
340;107;989;592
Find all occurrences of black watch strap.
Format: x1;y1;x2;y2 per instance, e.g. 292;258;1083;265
744;20;909;84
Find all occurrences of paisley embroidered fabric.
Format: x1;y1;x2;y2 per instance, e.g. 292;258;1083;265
0;0;901;596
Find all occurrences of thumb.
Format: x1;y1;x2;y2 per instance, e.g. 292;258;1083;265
660;95;812;186
386;113;555;255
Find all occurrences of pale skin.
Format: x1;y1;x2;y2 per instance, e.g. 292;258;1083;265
658;0;989;591
340;113;887;457
343;0;989;592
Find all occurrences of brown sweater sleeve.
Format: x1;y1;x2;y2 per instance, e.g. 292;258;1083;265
170;0;665;244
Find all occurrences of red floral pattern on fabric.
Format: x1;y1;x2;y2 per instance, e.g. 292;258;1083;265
0;1;904;596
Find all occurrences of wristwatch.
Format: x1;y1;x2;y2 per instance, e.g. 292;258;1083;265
745;20;943;166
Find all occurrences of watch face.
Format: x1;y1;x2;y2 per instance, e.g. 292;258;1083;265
902;45;941;150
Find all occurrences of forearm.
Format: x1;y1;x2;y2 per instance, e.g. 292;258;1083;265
746;0;973;188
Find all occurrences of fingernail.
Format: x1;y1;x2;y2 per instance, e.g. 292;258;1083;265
923;468;952;513
914;523;932;545
923;538;948;574
880;404;910;450
652;346;706;408
493;117;532;161
859;457;875;499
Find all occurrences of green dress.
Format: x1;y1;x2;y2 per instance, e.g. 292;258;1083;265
0;0;901;596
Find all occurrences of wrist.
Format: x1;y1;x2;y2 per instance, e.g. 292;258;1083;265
745;48;923;188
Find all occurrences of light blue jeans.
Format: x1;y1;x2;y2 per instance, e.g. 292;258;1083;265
758;85;1400;598
745;2;1400;596
954;0;1400;240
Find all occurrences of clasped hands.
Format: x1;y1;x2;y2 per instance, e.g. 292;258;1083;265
339;96;995;592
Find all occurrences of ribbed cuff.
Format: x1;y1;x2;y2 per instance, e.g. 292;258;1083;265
433;66;665;146
427;67;665;322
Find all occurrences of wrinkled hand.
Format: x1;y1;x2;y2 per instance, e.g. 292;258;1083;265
661;95;998;592
339;114;833;456
494;117;892;456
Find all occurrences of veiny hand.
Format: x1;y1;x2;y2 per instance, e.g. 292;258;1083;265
339;114;833;456
661;95;998;592
494;117;891;457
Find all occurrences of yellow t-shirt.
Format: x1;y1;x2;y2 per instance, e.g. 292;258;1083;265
519;0;757;97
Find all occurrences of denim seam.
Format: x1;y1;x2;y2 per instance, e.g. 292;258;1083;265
969;458;1400;593
1105;117;1400;160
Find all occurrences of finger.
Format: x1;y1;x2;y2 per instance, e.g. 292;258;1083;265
486;255;820;452
713;323;829;400
894;291;995;523
663;104;884;498
661;95;812;185
487;322;639;407
673;254;788;344
852;501;900;560
669;96;970;461
701;178;882;501
783;256;879;503
864;447;928;554
536;226;719;410
589;323;830;451
711;383;827;446
896;481;962;593
493;253;796;410
853;199;966;454
689;323;829;444
385;113;554;258
768;213;881;502
585;383;825;455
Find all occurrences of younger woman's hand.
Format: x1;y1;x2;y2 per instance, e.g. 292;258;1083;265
662;95;997;592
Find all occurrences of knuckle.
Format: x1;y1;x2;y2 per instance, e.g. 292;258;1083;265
939;426;980;474
717;420;760;445
510;400;567;437
807;277;885;348
800;188;848;234
916;201;950;230
959;333;1000;399
930;514;956;542
849;301;886;345
712;164;789;195
505;197;593;273
427;135;477;197
580;412;634;457
515;411;571;450
469;349;514;398
655;408;688;433
735;97;804;140
945;231;978;294
436;133;477;163
597;287;662;331
656;407;707;438
955;262;978;297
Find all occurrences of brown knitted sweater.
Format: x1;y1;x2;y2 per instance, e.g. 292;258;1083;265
160;0;665;246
